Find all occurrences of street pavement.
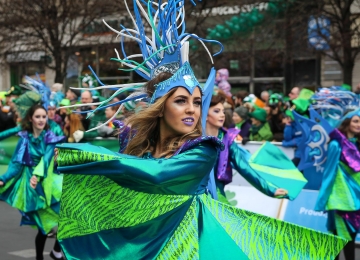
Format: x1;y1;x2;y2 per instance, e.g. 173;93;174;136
1;201;359;260
0;202;54;260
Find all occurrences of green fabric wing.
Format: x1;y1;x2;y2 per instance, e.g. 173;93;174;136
249;142;307;200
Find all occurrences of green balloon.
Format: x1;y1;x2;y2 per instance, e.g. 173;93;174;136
267;2;279;16
225;21;234;28
215;32;222;39
215;24;226;31
231;16;240;24
223;28;232;38
250;9;262;25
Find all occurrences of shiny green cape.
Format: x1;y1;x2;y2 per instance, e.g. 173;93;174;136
56;142;346;259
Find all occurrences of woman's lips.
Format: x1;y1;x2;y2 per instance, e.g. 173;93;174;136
182;117;194;126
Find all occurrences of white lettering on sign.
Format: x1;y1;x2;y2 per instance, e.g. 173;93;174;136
193;3;268;17
299;207;327;218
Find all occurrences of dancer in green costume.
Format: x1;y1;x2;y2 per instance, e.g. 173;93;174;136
0;99;65;260
315;110;360;260
205;94;303;204
55;0;346;259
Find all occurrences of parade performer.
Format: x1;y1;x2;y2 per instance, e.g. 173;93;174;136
0;78;63;141
205;94;307;204
0;96;65;260
55;1;346;259
293;88;360;260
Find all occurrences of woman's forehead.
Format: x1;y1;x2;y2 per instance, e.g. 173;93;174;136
173;86;201;97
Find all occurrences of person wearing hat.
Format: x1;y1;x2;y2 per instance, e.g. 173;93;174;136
65;87;81;105
232;106;251;138
249;108;273;142
0;85;23;132
268;93;285;142
47;100;64;137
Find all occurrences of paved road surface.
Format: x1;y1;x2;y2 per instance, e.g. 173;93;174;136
1;201;359;259
0;202;54;260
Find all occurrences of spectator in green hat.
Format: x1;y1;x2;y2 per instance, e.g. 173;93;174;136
248;108;273;142
0;85;23;132
232;106;251;138
268;93;285;142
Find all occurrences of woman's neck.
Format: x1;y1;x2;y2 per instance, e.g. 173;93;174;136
206;123;220;137
153;142;164;158
347;132;355;139
32;128;43;138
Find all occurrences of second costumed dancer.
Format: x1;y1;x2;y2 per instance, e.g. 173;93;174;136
55;1;346;259
0;91;65;260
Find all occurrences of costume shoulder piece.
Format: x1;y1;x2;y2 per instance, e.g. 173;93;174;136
222;127;240;145
113;120;131;152
44;130;66;144
174;136;224;155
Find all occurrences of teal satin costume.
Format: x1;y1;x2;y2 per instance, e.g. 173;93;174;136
316;139;360;240
215;129;276;203
0;130;65;234
0;120;63;141
0;126;21;141
48;119;64;136
215;129;306;204
56;138;346;260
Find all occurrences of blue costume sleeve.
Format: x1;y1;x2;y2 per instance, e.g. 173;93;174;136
283;124;293;141
315;140;342;211
0;126;21;141
0;139;24;184
229;142;276;197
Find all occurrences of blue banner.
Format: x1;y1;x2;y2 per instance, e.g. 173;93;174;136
283;190;328;233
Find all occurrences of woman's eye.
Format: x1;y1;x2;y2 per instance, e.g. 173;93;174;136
175;99;186;104
194;101;202;107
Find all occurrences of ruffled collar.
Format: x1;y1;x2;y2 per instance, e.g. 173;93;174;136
28;130;46;144
329;129;360;172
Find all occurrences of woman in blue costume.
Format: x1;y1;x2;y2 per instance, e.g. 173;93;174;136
205;94;289;203
56;72;345;259
0;100;65;260
54;1;346;259
314;109;360;260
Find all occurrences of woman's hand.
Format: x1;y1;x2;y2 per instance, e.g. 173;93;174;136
54;148;58;163
0;181;3;187
30;176;38;189
274;188;288;197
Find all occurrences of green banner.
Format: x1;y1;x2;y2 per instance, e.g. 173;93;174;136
0;137;119;175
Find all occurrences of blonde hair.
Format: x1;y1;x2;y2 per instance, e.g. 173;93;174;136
123;75;202;158
64;114;85;142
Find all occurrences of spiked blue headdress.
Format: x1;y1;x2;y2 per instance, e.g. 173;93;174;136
293;87;360;171
63;0;223;133
21;75;52;110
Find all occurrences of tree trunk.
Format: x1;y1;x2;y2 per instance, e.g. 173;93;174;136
342;59;354;87
54;52;64;83
341;1;354;87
